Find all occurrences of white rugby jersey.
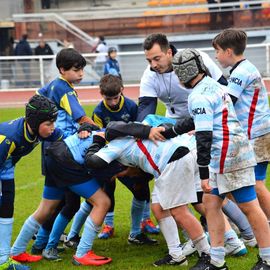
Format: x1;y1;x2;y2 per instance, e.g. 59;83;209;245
140;50;223;119
188;76;256;173
94;134;195;179
227;59;270;139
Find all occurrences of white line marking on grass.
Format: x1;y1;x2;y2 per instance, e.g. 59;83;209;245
17;178;43;191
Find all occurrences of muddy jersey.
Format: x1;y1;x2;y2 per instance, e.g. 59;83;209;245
94;133;195;179
227;59;270;139
188;76;256;173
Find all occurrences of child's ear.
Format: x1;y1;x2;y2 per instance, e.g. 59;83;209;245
226;48;233;56
59;67;65;75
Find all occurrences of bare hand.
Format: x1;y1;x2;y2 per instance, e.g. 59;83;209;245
77;130;90;139
201;179;212;193
148;127;166;144
95;131;105;138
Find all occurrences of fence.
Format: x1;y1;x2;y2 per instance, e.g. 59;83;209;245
0;43;270;90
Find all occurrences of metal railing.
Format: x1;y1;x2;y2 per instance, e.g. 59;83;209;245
0;42;270;90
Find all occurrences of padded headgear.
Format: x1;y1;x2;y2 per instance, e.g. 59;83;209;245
172;48;207;84
25;95;58;135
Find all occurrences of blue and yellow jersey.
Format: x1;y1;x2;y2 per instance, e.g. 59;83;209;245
0;117;63;180
92;96;137;128
37;77;86;136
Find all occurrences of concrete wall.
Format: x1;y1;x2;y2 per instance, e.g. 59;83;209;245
0;0;24;21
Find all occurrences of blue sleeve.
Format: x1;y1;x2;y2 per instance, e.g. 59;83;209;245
104;63;109;75
0;138;14;168
136;97;157;122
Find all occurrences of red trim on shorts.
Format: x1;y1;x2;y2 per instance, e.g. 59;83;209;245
136;139;161;175
248;88;259;139
220;108;229;173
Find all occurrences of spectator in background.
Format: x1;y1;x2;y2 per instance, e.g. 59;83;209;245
207;0;220;30
35;39;54;56
95;36;108;77
104;47;121;79
15;34;32;87
219;0;239;28
41;0;51;9
35;38;54;83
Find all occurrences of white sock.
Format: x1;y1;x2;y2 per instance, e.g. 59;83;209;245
193;233;210;256
159;216;183;259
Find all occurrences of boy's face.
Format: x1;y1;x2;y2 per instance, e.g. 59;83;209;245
109;51;117;59
38;120;55;138
214;45;232;68
60;67;84;84
102;93;121;110
145;43;172;74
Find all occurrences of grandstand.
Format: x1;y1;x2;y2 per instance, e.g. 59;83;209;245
0;0;270;98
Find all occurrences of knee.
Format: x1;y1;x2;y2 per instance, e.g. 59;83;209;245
255;181;266;195
100;195;111;212
151;203;169;221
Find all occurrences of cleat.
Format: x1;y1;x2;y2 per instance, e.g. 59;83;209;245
141;218;160;234
0;258;30;270
72;250;112;266
42;248;62;261
251;256;270;270
153;254;188;267
225;239;247;256
98;225;114;239
189;252;211;270
241;237;257;248
128;233;158;245
181;239;197;257
31;245;43;255
63;234;80;250
59;232;67;242
11;252;42;263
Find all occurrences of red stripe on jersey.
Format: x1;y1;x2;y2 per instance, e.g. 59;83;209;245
136;139;161;175
247;88;260;139
220;108;229;173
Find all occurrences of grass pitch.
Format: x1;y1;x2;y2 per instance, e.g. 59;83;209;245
0;104;268;270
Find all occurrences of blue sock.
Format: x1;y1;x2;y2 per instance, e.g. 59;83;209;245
67;201;92;241
33;226;50;249
11;215;40;256
0;217;13;265
75;216;100;257
259;247;270;262
46;213;70;249
130;198;145;237
104;212;114;227
210;246;225;267
142;201;150;221
222;199;254;239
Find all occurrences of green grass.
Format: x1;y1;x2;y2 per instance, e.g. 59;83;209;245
0;104;268;269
